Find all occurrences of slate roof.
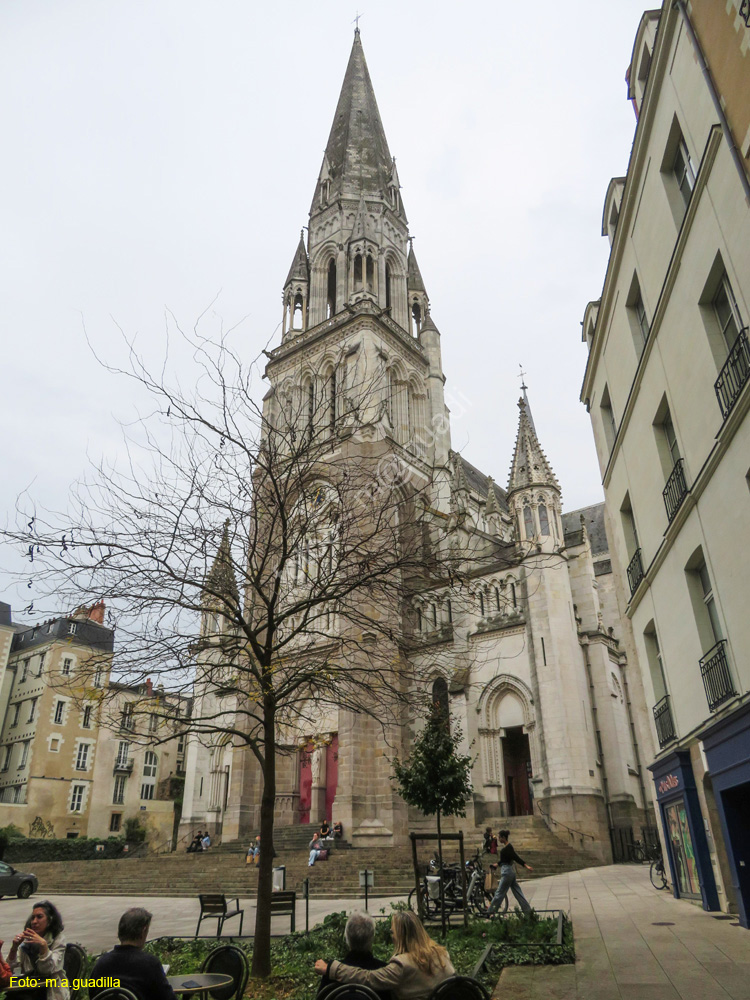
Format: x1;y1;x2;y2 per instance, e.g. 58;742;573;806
310;31;404;216
458;455;509;513
562;502;609;556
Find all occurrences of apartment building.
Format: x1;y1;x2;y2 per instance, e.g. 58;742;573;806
581;3;750;925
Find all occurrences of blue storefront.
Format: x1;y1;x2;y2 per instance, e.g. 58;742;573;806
649;750;719;911
702;701;750;928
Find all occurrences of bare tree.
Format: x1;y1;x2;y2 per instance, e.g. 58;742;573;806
4;327;471;978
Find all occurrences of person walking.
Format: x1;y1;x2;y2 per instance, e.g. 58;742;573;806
486;829;534;915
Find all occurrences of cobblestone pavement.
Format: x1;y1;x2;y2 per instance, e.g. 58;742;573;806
496;864;750;1000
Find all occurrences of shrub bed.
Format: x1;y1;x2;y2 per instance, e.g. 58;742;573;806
122;909;573;1000
5;838;145;863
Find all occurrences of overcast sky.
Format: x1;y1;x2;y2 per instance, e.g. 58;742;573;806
0;0;650;614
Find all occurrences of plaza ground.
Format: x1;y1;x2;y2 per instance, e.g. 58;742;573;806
0;865;747;998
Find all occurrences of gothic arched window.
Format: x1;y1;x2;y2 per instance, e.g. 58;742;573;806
327;369;337;435
293;293;303;330
366;254;375;292
479;591;485;617
385;263;392;310
411;301;421;337
303;378;315;439
538;503;550;536
326;259;337;318
523;504;534;539
354;253;363;289
494;586;501;612
432;677;449;723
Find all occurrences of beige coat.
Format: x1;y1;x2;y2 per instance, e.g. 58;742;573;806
11;932;70;1000
329;951;456;1000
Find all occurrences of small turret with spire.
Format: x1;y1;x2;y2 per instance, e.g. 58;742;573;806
507;386;562;550
282;231;310;341
201;520;240;634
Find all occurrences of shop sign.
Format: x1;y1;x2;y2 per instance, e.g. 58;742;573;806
657;773;679;796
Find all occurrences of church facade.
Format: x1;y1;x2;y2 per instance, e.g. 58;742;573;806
179;31;655;860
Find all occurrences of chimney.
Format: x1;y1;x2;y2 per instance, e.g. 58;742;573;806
146;677;153;697
88;601;105;625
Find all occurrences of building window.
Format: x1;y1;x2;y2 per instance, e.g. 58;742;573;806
699;562;722;648
62;658;72;676
672;136;696;209
36;653;45;676
27;698;37;723
93;666;103;688
432;677;449;724
82;706;92;729
70;784;85;812
76;743;90;771
121;704;134;731
50;738;60;753
110;813;122;832
538;503;550;536
1;746;11;771
19;742;30;768
11;703;20;727
141;750;157;800
20;659;29;683
627;273;650;353
523;504;534;539
13;785;23;804
113;775;126;804
115;741;130;768
68;623;77;635
712;272;743;356
148;713;158;733
54;701;65;725
599;384;617;452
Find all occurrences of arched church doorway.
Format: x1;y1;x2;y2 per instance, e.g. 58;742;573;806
298;735;339;825
502;726;532;816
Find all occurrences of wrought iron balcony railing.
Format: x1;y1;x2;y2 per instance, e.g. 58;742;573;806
663;458;688;523
715;327;750;420
627;547;644;596
653;695;676;748
699;640;737;712
113;757;134;774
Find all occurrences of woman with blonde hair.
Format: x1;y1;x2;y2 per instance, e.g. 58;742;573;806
315;909;455;999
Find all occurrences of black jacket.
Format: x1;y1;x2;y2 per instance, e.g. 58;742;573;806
318;949;393;1000
90;944;177;1000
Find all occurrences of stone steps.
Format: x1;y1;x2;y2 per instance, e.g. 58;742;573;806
27;816;602;899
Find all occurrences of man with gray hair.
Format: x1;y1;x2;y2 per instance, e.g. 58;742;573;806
317;910;392;1000
90;906;177;1000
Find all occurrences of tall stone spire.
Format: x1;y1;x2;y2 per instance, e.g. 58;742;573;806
507;395;560;495
202;520;240;610
284;232;309;287
310;30;405;217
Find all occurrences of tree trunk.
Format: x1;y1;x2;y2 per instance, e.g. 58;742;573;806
251;700;277;979
436;805;446;938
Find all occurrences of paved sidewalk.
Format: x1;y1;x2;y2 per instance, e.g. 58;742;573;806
0;891;403;954
496;865;750;1000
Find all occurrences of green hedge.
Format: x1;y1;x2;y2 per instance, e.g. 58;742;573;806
5;837;147;863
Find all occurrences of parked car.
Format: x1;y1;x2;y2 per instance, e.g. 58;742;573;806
0;860;37;898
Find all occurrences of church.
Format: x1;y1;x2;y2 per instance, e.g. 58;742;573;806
179;30;655;861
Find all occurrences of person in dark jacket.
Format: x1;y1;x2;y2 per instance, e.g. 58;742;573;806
90;907;176;1000
486;829;534;915
317;911;392;1000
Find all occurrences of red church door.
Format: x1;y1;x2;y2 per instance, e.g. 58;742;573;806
298;742;313;824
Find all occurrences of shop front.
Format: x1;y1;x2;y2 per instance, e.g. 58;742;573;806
649;750;719;911
702;701;750;928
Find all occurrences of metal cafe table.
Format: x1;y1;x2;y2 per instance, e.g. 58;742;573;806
166;972;234;998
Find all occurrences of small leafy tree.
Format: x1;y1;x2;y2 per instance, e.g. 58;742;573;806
392;700;474;931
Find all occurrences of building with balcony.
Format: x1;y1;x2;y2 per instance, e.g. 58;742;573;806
581;2;750;925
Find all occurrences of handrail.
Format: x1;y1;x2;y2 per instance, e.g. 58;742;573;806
536;805;596;846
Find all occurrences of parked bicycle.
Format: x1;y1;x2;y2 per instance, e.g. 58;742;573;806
629;839;662;863
650;853;669;890
408;850;504;917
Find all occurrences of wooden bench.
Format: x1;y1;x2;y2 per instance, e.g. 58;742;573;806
195;893;245;938
270;890;297;933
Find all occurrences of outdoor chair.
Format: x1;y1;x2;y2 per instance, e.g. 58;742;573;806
63;941;86;997
90;990;139;1000
429;976;490;1000
201;943;249;1000
195;893;245;937
326;986;382;1000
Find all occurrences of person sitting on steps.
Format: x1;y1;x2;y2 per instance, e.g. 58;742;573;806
309;831;322;866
